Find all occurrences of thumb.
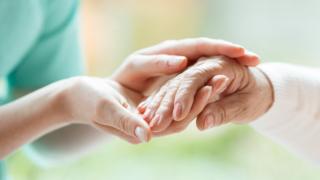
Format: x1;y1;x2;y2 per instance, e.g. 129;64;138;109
108;103;152;142
196;93;247;131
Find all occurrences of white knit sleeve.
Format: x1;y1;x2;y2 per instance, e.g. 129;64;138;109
251;63;320;163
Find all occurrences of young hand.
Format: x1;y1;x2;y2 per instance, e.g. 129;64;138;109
57;77;151;144
112;38;259;98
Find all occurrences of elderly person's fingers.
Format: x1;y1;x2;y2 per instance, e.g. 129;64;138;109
137;38;259;66
141;83;171;123
148;77;183;132
172;57;234;121
153;85;212;136
196;93;249;130
207;75;230;103
146;74;228;132
196;65;274;130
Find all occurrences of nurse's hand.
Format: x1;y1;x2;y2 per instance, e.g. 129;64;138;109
58;77;151;144
112;38;259;97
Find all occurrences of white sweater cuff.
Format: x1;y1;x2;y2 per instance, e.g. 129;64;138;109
251;63;298;132
251;63;320;163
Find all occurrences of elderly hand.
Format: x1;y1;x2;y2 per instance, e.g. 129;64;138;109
196;58;274;130
139;56;273;136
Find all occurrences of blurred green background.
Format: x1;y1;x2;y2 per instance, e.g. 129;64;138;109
6;0;320;179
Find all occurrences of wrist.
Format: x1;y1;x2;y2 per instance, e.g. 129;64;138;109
48;79;77;125
249;67;275;121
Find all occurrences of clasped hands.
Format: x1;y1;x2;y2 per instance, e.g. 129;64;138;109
64;38;273;144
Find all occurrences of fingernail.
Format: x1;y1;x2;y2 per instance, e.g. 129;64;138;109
215;78;229;95
204;115;214;130
143;108;154;121
173;102;183;120
137;102;147;114
137;102;144;110
135;127;148;143
150;114;161;128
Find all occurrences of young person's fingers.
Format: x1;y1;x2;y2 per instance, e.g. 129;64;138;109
95;100;152;142
93;122;141;144
138;38;246;61
126;54;188;76
153;86;212;137
236;51;260;66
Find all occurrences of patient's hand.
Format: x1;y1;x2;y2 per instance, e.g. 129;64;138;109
139;56;270;136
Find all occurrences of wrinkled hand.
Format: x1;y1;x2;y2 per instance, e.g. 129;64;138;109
139;56;273;136
196;58;274;130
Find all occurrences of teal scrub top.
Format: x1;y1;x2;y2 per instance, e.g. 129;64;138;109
0;0;85;179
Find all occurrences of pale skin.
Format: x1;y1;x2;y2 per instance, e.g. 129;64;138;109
0;38;259;160
140;56;274;136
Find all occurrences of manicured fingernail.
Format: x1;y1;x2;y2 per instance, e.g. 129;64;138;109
150;114;161;128
173;102;183;120
135;127;148;143
204;115;214;130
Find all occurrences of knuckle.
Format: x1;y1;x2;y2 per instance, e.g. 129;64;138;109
69;76;90;89
216;106;227;126
176;85;194;101
148;95;164;110
154;55;168;67
185;66;209;80
157;104;172;116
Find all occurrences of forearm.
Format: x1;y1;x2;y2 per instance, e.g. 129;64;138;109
0;83;68;159
252;63;320;162
28;78;145;164
12;90;110;164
